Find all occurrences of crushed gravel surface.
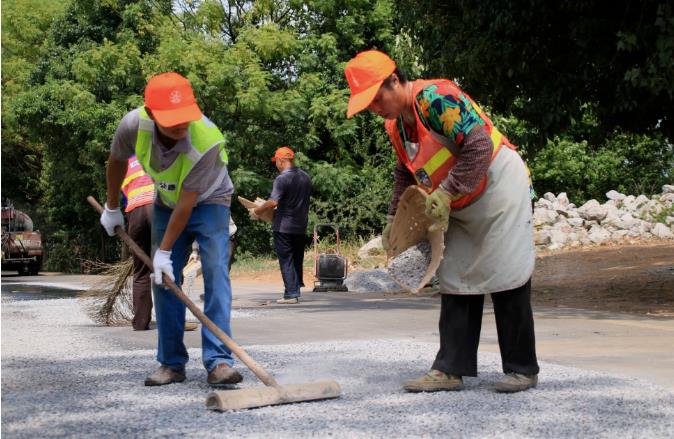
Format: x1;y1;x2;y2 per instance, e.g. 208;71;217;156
344;269;404;293
387;240;432;291
3;298;674;438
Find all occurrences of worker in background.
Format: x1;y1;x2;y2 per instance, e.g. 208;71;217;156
100;72;242;387
344;50;539;393
188;216;238;272
121;155;155;330
251;147;312;304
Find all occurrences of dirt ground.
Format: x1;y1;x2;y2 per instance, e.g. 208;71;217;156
532;243;674;316
233;243;674;317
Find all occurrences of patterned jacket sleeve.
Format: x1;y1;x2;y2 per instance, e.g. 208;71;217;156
417;84;492;197
440;127;492;196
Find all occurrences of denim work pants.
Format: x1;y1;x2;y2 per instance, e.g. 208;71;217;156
272;231;305;298
152;203;233;372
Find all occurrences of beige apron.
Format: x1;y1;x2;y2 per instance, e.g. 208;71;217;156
438;147;535;295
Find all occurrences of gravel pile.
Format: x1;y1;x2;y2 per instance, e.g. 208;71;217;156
344;269;404;293
387;240;432;291
3;297;674;438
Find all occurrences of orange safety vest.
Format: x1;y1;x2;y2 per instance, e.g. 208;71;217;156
385;79;516;209
121;156;155;213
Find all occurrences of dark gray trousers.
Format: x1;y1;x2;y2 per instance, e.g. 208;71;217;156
432;279;539;377
127;204;153;330
273;231;305;298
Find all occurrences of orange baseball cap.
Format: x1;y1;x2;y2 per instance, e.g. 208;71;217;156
344;50;396;118
272;146;295;162
144;72;202;127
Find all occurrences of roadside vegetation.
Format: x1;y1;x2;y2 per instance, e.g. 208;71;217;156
2;0;672;272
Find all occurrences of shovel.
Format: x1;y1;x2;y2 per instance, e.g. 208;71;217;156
87;196;341;411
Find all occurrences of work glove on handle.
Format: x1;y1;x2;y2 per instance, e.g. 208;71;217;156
153;249;175;285
100;203;125;236
382;215;395;251
424;186;452;229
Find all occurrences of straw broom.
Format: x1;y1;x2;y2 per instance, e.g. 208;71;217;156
78;258;134;325
79;257;203;326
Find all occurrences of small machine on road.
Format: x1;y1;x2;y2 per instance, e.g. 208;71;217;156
312;223;348;292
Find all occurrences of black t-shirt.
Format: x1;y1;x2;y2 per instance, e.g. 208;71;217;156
270;167;312;234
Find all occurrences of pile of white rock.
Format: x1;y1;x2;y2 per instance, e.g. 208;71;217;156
534;184;674;251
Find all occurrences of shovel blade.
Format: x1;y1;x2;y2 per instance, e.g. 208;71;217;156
206;380;341;411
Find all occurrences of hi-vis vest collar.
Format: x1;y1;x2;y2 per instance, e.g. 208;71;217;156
385;79;515;209
134;107;228;208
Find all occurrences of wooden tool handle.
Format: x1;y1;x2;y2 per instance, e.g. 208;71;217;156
87;196;279;388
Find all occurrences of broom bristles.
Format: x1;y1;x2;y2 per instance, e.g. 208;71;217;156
78;258;135;326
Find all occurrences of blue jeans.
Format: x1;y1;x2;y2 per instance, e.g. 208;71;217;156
152;203;233;372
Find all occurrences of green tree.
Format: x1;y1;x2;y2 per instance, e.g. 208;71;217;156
8;0;400;268
1;0;68;210
11;0;165;270
395;0;674;144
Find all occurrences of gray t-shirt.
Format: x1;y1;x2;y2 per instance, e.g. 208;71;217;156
110;108;233;207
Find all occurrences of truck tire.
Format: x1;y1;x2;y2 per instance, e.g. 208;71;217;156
29;264;40;276
18;266;29;276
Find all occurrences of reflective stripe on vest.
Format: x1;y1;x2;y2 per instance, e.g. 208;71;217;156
385;79;516;209
122;156;155;213
134;108;228;208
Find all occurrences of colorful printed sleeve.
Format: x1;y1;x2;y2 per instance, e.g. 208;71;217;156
415;83;483;147
416;83;492;197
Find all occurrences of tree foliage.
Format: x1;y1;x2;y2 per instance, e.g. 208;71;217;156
5;0;399;269
395;0;674;144
2;0;672;271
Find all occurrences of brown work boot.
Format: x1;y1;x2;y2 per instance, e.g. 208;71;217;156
207;364;243;385
276;297;299;304
494;373;538;393
403;369;464;392
144;366;186;386
184;322;199;331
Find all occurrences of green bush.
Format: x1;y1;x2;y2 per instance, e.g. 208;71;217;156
530;131;673;204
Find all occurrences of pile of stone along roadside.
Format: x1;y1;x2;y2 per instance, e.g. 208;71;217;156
349;184;674;292
534;184;674;251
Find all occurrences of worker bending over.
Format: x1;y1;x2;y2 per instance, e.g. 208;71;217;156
100;72;242;387
345;50;539;393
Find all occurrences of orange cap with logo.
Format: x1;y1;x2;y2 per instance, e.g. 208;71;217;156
272;146;295;162
344;50;396;118
144;72;202;127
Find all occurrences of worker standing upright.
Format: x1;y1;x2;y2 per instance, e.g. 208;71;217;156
100;72;242;387
121;155;155;330
252;147;312;304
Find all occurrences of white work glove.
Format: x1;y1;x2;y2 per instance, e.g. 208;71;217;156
100;203;125;236
153;249;175;285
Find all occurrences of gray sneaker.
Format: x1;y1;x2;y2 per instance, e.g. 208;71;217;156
276;297;299;304
403;369;464;392
144;366;186;386
495;373;538;393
